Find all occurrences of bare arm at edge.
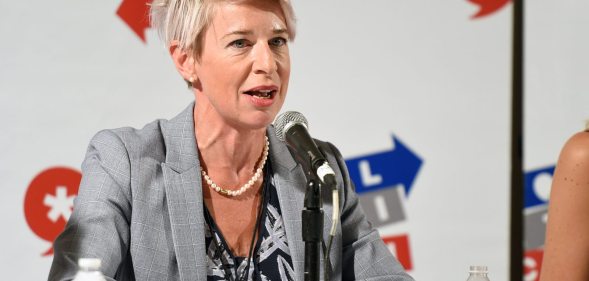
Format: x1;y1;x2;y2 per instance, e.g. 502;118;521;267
541;131;589;281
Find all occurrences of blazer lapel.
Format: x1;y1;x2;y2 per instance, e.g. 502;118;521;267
161;103;207;281
267;126;336;281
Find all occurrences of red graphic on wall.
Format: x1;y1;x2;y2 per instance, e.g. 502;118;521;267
382;234;413;271
469;0;511;19
24;167;81;256
117;0;153;42
524;249;544;281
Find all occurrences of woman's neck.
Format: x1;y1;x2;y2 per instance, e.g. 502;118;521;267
193;103;268;174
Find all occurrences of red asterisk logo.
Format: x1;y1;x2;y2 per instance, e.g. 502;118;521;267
23;167;81;256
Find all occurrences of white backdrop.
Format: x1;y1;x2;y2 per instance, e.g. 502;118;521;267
0;1;513;280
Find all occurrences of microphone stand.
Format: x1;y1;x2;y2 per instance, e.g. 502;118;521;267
302;176;323;281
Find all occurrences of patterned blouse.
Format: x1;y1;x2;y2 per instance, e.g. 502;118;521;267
204;165;295;281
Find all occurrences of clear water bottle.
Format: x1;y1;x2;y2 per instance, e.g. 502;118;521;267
73;258;107;281
466;265;490;281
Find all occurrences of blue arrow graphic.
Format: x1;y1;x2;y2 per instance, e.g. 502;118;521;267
524;165;555;208
345;135;423;197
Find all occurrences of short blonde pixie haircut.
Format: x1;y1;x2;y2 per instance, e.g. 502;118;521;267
150;0;296;57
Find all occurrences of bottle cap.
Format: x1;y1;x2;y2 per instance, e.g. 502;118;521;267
78;258;102;270
469;265;488;273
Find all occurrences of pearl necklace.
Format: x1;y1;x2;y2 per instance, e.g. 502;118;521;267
201;136;269;197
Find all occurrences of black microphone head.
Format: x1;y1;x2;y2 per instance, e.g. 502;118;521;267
273;111;308;142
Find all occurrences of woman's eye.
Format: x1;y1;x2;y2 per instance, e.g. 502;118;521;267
229;39;248;48
269;37;287;47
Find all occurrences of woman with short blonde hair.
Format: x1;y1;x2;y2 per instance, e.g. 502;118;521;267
48;1;413;280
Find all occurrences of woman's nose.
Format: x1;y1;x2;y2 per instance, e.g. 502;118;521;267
252;43;277;75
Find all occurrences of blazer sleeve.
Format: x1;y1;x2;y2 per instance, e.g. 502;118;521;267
324;142;415;281
48;130;133;281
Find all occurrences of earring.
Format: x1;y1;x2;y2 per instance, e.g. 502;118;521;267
187;76;198;88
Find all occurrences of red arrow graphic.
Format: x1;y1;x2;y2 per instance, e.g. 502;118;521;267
469;0;511;19
116;0;152;42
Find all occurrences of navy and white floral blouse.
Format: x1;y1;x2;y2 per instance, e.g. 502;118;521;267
204;165;295;281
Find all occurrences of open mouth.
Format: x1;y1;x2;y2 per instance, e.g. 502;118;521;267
244;89;276;99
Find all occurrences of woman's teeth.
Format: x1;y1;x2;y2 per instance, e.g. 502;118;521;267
248;90;274;99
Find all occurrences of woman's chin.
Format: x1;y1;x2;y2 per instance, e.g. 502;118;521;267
236;112;277;131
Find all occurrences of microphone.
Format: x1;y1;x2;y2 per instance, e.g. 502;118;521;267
275;111;341;281
273;111;336;186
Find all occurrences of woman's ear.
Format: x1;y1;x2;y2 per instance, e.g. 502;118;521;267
169;40;197;83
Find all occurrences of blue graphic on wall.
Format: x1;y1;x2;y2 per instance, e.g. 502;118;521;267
523;165;555;251
345;135;423;196
343;134;422;270
524;165;555;209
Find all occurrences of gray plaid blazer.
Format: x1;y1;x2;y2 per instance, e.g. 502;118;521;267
48;103;413;281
